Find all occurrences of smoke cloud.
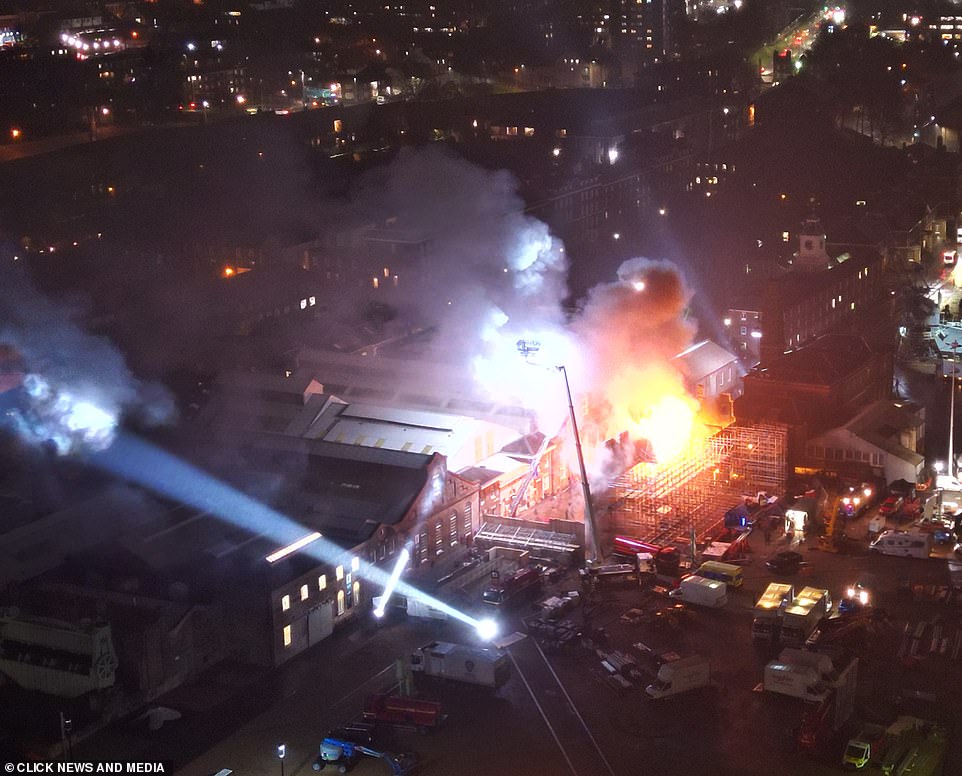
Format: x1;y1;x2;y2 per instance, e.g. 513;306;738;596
334;148;706;482
0;266;176;455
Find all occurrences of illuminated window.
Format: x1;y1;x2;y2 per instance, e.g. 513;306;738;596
300;584;309;601
318;574;327;591
351;556;360;572
281;594;290;611
336;565;344;581
333;119;342;133
283;625;292;647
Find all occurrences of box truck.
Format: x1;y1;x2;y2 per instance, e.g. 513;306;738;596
668;575;728;608
645;655;711;699
780;587;831;647
408;641;511;689
751;582;794;643
764;648;835;700
405;598;449;621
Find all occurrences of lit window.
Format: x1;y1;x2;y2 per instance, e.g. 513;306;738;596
283;624;292;647
300;584;309;601
333;119;342;133
281;594;291;611
318;574;327;591
336;565;344;581
300;299;307;310
351;556;360;572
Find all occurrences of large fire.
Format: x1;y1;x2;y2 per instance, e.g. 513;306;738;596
474;255;712;480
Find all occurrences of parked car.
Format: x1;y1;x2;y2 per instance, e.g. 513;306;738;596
878;495;904;516
765;550;804;574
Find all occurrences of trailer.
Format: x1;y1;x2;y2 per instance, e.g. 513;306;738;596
408;641;511;689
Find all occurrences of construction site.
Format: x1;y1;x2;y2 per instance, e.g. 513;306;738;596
602;422;789;549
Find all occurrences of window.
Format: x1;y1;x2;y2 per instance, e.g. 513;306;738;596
283;625;292;647
435;521;444;555
318;574;327;592
450;513;459;546
351;556;360;572
464;502;472;535
336;565;344;581
300;584;309;601
281;594;291;612
740;326;747;335
337;590;345;616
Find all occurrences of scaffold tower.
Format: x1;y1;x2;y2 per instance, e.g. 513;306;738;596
604;422;788;548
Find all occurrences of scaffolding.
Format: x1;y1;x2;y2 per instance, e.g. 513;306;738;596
604;422;788;547
475;521;581;557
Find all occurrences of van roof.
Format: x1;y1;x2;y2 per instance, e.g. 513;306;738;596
684;575;725;589
697;560;742;573
663;655;708;669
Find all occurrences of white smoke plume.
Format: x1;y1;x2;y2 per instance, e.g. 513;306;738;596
0;267;176;455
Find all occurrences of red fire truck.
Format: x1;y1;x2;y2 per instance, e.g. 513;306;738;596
482;566;542;606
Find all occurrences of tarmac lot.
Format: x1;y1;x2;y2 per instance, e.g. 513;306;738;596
67;510;962;776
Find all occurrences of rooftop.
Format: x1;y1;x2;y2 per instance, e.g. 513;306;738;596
673;339;739;381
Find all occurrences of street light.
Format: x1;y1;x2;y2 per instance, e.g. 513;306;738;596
277;743;286;776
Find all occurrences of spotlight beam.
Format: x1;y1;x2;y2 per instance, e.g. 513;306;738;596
91;433;482;629
373;544;411;617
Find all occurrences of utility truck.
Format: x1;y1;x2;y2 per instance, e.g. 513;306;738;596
645;655;711;699
780;587;831;647
408;641;511;689
751;582;794;643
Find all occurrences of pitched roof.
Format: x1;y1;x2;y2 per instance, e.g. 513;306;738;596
673;340;738;381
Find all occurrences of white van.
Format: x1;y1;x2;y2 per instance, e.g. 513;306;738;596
869;530;932;559
645;655;711;699
668;575;728;608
